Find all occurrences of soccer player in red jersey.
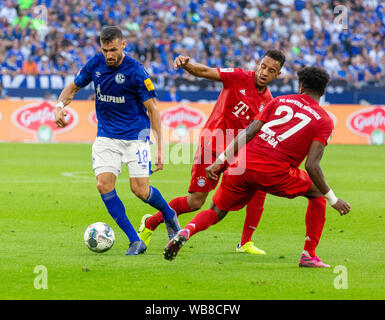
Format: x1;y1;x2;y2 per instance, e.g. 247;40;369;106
139;50;286;254
164;66;351;267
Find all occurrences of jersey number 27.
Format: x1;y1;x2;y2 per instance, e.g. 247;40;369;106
261;105;311;142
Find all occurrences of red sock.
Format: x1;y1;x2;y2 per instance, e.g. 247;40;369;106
185;209;218;237
240;191;266;245
304;197;326;257
145;196;191;231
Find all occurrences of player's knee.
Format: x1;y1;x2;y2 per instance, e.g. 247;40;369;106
96;180;114;195
130;184;149;201
188;197;206;211
187;192;207;211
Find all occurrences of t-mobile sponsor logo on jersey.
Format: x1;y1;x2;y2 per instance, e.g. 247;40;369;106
232;101;250;120
12;101;78;142
348;106;385;145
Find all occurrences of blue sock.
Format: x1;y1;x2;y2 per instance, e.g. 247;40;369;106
101;189;140;243
144;186;175;221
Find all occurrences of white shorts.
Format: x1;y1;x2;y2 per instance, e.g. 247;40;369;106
92;137;151;178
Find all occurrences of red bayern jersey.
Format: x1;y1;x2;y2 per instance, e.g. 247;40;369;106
199;67;273;154
244;94;334;169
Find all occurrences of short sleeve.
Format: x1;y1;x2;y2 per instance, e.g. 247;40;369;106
74;56;94;88
133;64;158;102
254;98;277;122
314;117;334;146
217;67;247;89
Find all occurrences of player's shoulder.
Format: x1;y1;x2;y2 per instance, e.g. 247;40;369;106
219;67;250;77
83;53;104;68
122;54;147;74
123;54;141;67
318;107;334;127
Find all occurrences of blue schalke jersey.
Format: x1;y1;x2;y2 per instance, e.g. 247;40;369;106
74;53;157;140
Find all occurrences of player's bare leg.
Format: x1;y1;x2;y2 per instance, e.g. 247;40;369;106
96;172;117;194
164;203;227;261
138;191;208;245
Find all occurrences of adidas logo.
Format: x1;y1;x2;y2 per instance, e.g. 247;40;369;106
305;236;311;241
239;89;246;95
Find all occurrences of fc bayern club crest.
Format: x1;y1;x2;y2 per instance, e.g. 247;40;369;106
115;73;126;84
197;177;206;187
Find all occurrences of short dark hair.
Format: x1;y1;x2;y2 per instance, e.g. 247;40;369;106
262;49;286;68
297;66;330;96
100;26;123;44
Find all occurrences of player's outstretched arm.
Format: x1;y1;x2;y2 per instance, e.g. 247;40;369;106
173;55;221;81
305;140;351;216
143;98;164;172
54;81;81;128
205;120;264;180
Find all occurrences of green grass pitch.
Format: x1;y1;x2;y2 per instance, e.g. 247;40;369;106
0;142;384;300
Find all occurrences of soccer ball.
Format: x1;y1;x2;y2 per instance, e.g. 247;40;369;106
84;222;115;253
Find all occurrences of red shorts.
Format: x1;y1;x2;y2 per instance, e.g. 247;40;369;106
188;144;227;193
212;163;313;211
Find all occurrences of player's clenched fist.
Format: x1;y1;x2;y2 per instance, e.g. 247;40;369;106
173;55;190;70
54;107;68;128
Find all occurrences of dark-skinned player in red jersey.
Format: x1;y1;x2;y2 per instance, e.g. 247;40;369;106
164;66;351;268
138;50;286;255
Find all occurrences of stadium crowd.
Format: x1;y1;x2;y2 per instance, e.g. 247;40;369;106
0;0;385;89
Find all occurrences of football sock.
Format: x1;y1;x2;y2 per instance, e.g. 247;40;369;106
143;185;176;221
184;209;218;238
304;196;326;257
101;189;140;243
146;196;191;231
240;191;266;245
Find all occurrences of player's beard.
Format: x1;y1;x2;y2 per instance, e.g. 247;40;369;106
106;53;123;67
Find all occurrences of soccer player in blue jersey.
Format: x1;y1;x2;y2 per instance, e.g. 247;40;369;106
54;26;180;255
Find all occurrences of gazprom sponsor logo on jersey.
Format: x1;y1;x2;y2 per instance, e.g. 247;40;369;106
161;105;206;129
96;84;125;104
347;106;385;145
12;101;78;142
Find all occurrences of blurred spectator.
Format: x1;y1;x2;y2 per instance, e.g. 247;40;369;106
0;0;382;88
52;55;69;76
337;63;354;82
0;0;18;25
365;60;383;83
323;50;341;79
2;54;21;74
38;55;52;74
21;55;39;75
162;85;182;102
